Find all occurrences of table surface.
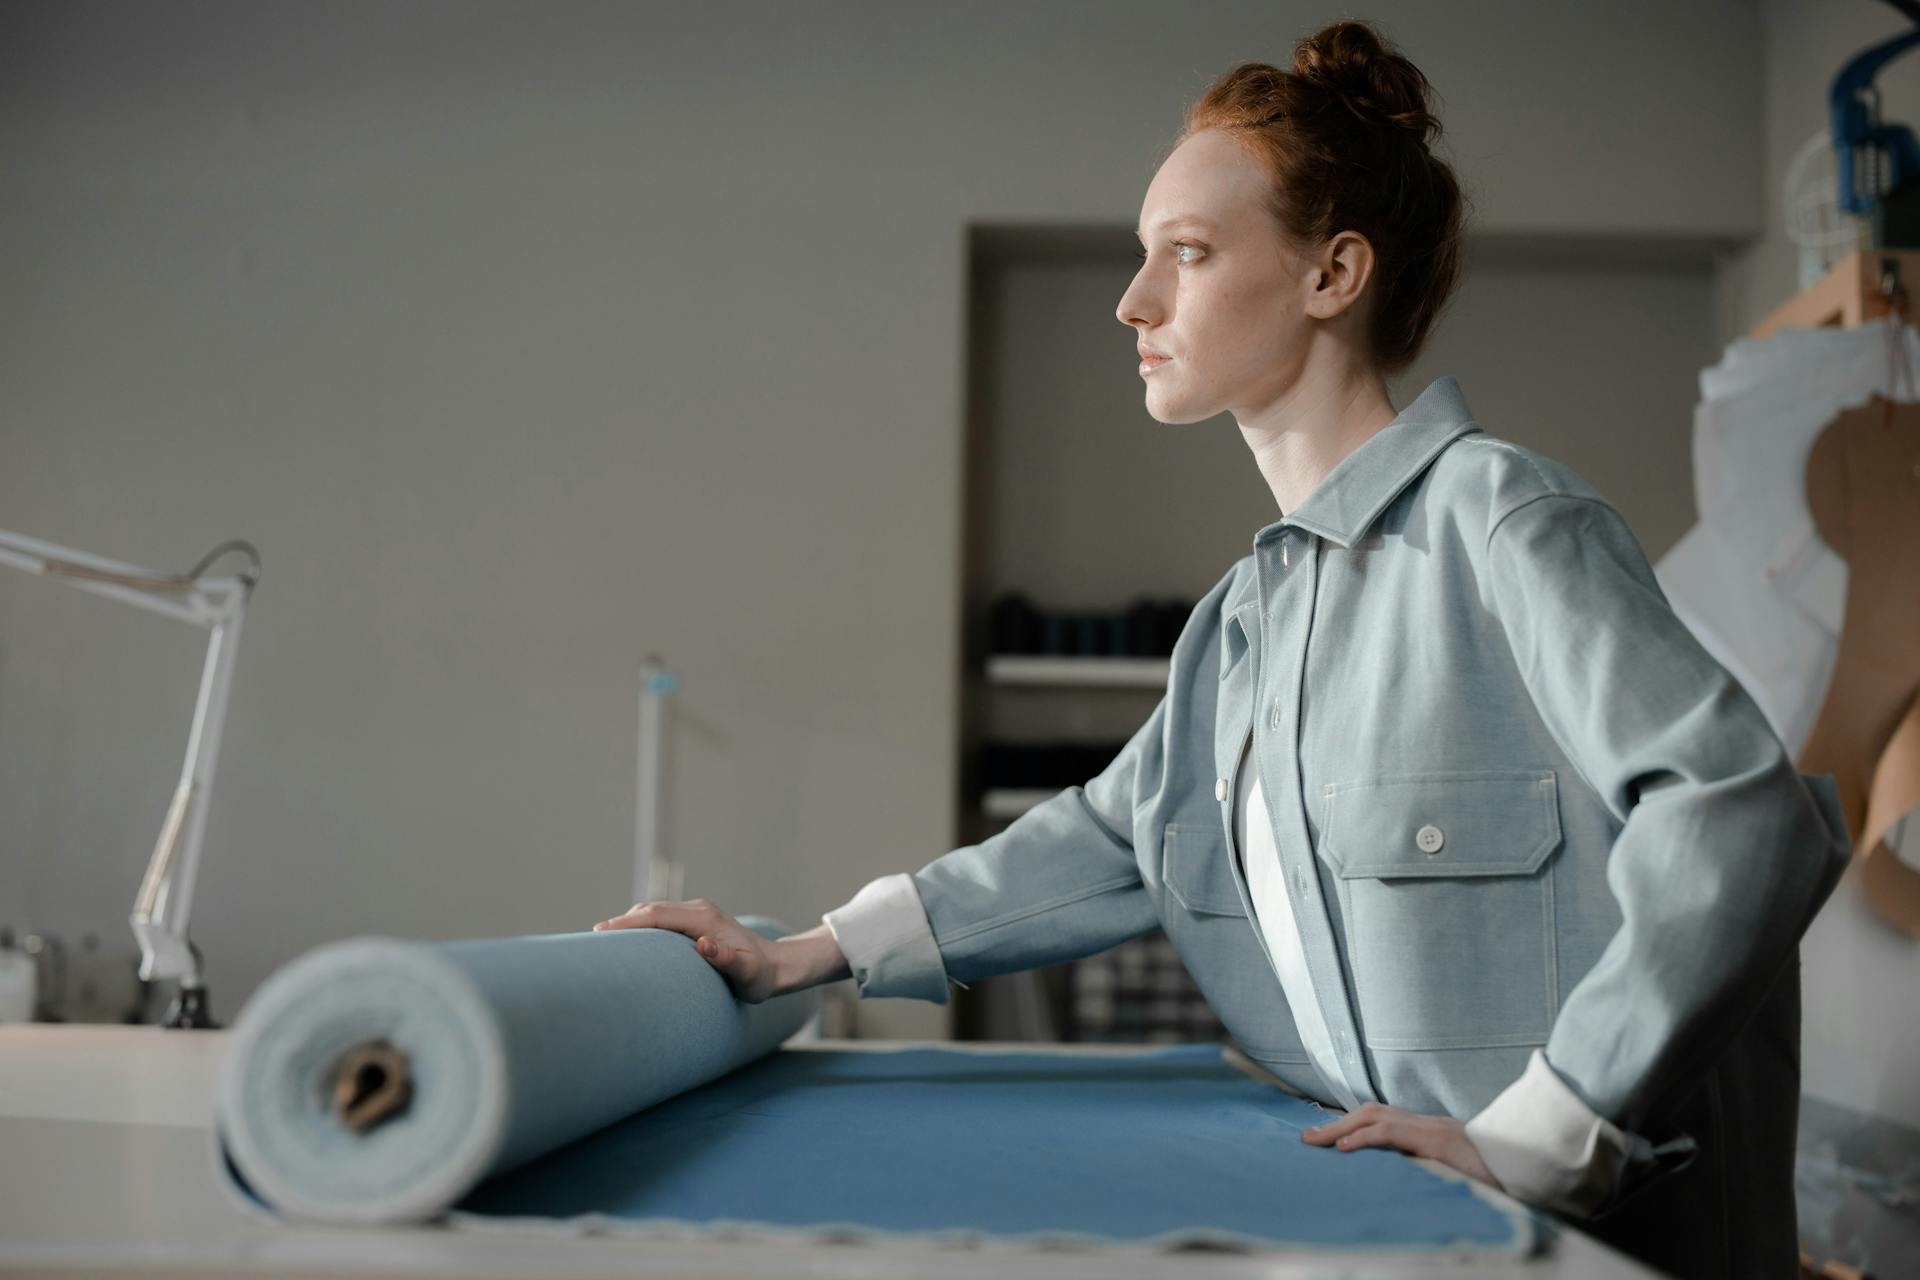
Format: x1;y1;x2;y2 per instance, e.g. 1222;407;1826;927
0;1024;1657;1279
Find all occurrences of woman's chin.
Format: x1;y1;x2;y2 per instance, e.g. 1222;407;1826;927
1142;393;1216;426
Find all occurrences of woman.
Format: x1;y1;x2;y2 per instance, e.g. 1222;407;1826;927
594;20;1849;1279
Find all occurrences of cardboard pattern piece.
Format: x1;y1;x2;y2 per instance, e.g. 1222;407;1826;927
1798;393;1920;935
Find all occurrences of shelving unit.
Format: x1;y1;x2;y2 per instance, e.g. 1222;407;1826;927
963;644;1189;1047
973;655;1170;826
979;788;1056;820
978;656;1170;819
984;655;1169;688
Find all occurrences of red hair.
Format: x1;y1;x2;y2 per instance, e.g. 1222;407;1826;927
1179;20;1472;376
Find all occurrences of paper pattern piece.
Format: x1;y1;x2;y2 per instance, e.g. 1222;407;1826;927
1800;393;1920;933
1654;319;1920;933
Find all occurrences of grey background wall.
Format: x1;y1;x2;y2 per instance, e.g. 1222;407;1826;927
1;0;1911;1075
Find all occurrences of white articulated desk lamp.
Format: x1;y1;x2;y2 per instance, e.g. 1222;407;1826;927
0;529;259;1029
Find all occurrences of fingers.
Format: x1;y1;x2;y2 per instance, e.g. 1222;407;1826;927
1303;1104;1456;1161
587;900;760;991
592;900;718;934
1300;1102;1382;1146
591;900;651;931
1302;1104;1412;1152
1304;1119;1390;1150
1327;1122;1395;1151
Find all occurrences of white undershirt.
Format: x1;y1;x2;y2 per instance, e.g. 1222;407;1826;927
1235;735;1363;1111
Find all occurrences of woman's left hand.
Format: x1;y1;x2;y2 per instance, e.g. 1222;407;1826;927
1301;1101;1497;1187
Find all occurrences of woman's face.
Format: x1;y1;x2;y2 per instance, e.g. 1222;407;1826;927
1116;129;1318;425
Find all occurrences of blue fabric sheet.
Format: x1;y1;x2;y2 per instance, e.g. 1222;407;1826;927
215;928;1532;1254
451;1043;1536;1254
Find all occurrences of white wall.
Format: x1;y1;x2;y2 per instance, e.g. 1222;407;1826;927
1;1;1770;1038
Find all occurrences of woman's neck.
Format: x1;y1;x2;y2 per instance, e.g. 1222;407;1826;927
1237;370;1399;517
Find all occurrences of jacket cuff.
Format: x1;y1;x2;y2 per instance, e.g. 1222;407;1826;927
1464;1049;1634;1218
821;873;952;1004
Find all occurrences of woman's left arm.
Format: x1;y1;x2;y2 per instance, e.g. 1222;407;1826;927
1309;491;1850;1214
1481;491;1847;1110
1311;491;1852;1211
1468;490;1847;1214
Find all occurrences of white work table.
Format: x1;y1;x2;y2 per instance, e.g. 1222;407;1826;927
0;1025;1656;1279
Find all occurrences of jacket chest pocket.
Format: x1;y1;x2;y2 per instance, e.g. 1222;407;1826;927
1320;771;1562;1052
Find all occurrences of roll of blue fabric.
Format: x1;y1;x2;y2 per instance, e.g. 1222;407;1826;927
214;918;817;1223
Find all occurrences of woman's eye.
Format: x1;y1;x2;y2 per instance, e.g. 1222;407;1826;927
1133;244;1204;264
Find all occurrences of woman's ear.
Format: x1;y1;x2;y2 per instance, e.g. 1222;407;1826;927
1304;230;1376;321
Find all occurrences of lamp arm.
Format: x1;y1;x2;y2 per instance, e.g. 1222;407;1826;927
1;528;257;1015
130;594;247;991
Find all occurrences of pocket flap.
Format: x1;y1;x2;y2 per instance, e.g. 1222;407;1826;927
1163;821;1244;915
1320;770;1561;880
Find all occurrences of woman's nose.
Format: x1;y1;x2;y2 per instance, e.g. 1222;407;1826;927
1116;270;1161;330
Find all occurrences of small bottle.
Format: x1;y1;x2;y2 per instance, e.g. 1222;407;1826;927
0;927;38;1023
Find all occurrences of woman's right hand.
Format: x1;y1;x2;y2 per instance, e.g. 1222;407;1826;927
592;899;784;1004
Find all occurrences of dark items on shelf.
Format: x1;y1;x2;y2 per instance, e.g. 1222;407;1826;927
1068;930;1228;1045
989;593;1193;657
948;932;1232;1050
979;741;1129;790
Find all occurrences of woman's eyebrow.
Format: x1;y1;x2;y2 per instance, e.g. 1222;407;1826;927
1135;215;1217;239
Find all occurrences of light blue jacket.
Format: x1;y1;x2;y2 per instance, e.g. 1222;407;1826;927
832;375;1850;1277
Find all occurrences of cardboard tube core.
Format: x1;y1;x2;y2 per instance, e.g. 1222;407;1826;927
332;1041;412;1134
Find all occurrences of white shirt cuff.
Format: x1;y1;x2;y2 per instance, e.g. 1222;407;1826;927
820;873;952;1004
1464;1049;1633;1218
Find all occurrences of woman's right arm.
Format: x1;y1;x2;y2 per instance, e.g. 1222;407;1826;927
591;688;1168;1007
599;566;1234;1008
818;686;1176;1005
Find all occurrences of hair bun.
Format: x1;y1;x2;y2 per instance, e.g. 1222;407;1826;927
1178;26;1469;378
1292;20;1440;146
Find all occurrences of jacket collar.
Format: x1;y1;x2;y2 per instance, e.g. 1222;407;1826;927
1219;375;1480;635
1253;374;1482;551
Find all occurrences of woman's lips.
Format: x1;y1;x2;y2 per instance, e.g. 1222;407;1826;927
1139;355;1172;375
